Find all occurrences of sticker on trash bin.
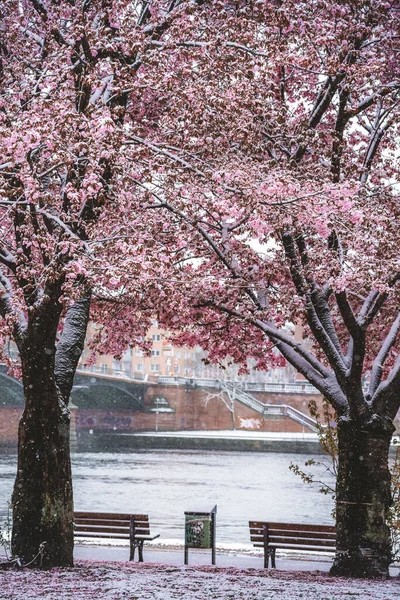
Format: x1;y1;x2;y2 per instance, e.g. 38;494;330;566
185;514;211;548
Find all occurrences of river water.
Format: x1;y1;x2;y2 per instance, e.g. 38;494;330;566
0;450;335;549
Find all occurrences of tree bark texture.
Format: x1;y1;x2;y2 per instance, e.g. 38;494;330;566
330;417;394;578
11;345;73;567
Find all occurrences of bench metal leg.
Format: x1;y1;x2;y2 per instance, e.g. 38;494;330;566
129;542;144;562
264;551;269;569
129;544;135;561
263;524;269;568
138;541;144;562
263;550;277;569
129;516;136;561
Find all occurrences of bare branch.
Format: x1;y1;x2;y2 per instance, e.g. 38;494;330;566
0;248;16;272
30;0;48;21
124;136;242;194
370;312;400;399
336;291;361;340
0;269;27;343
372;354;400;419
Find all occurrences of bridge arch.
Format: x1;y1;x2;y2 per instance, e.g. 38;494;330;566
0;370;24;407
71;383;143;410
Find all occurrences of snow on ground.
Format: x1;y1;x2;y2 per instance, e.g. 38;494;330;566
0;561;399;600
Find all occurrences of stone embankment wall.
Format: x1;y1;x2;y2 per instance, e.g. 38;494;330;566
2;377;399;451
0;407;21;446
0;383;324;450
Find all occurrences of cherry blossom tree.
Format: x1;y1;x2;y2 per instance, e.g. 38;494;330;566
116;0;400;578
0;0;191;568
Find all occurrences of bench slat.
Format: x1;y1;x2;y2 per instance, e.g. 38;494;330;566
251;528;336;537
251;535;336;547
74;532;130;539
249;521;335;533
75;518;149;526
75;525;150;535
74;532;160;541
75;520;149;530
252;542;335;552
250;530;336;541
74;512;147;521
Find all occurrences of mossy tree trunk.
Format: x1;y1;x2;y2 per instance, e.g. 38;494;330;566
330;417;394;578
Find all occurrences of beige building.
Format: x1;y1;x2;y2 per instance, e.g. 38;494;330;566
79;321;297;384
80;322;198;380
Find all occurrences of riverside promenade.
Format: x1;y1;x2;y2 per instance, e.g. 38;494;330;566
93;428;400;455
93;429;326;453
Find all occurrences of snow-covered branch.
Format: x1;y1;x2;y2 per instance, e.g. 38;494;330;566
282;232;347;381
346;81;400;118
369;312;400;399
55;289;91;404
124;136;242;194
372;354;400;419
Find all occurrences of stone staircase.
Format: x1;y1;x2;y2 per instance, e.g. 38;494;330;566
220;381;318;432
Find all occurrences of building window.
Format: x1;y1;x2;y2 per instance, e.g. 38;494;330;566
136;364;144;371
151;364;160;372
151;350;160;357
100;363;107;374
175;351;180;359
135;348;143;356
152;334;161;341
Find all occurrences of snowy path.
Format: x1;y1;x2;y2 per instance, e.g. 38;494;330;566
1;561;399;600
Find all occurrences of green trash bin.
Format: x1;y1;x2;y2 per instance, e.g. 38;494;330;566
185;513;212;549
184;505;217;565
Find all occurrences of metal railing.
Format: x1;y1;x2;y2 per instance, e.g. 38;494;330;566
76;369;321;397
221;381;318;432
282;406;319;431
243;381;319;394
158;376;320;394
76;365;145;381
222;381;266;414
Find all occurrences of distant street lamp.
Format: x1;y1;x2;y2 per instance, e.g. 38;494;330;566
155;397;160;434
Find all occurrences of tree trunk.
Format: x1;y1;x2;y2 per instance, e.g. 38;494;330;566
330;417;394;578
11;334;73;568
10;290;90;568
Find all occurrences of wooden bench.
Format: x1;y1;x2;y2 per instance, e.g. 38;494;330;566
249;521;336;568
74;511;160;562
